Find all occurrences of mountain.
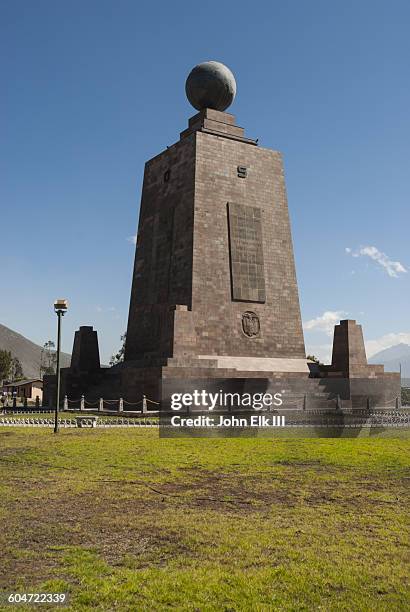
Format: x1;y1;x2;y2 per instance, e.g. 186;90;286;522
0;323;71;380
369;343;410;377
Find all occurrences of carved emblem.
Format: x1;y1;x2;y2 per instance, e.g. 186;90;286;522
242;311;260;337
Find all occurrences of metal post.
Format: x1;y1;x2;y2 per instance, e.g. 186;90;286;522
80;395;85;411
63;395;68;411
119;398;123;412
142;395;147;413
99;397;103;412
303;394;307;411
54;310;62;434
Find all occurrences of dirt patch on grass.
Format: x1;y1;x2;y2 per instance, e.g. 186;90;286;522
0;445;32;458
139;467;409;512
0;548;63;591
150;475;296;510
0;478;194;588
1;462;409;589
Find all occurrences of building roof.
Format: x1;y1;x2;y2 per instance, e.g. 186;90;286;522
3;379;43;388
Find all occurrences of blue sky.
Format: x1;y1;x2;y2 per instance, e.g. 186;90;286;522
1;0;409;368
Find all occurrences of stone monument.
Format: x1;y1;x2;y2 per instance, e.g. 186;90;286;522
123;60;308;398
45;61;400;409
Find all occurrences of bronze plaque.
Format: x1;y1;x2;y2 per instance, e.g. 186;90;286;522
228;202;265;302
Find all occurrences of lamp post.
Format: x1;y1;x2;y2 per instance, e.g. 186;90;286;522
53;299;68;434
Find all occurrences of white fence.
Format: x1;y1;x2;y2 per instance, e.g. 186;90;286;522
0;416;158;428
1;410;409;429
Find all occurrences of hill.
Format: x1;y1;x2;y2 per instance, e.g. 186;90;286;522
0;323;71;380
369;343;410;377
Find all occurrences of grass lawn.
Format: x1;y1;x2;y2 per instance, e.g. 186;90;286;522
0;428;409;611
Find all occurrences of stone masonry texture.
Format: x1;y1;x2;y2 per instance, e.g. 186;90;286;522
125;109;306;365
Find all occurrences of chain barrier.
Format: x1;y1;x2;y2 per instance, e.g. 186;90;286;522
61;394;160;414
1;400;409;429
8;392;402;421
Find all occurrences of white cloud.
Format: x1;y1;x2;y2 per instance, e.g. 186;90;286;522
307;332;410;363
345;245;407;278
303;310;347;336
96;305;119;316
365;332;410;358
127;234;137;245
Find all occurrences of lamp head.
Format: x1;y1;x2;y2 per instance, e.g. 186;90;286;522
54;299;69;314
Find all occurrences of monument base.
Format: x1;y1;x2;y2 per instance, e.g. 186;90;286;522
43;320;401;411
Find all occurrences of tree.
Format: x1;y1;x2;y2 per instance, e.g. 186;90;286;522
307;354;321;364
40;340;57;377
110;333;126;366
10;356;24;381
0;350;12;383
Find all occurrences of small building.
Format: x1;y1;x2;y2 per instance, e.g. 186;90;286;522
2;379;43;402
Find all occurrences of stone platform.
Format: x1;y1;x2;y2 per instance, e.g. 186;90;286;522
43;320;400;410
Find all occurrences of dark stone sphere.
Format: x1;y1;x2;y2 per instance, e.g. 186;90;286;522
185;61;236;112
